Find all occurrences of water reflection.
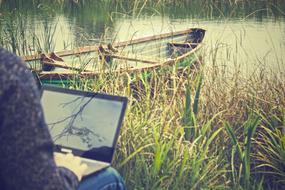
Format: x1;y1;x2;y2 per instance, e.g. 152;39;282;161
41;90;124;151
0;0;284;75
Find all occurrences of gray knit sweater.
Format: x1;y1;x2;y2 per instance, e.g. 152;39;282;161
0;48;79;190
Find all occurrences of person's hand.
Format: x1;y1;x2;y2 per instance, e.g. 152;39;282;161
54;152;87;181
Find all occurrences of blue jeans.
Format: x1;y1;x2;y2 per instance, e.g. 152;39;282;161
78;167;126;190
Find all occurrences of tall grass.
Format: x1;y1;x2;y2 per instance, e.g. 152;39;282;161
224;114;261;189
0;3;61;56
1;0;285;189
254;110;285;189
59;26;285;188
66;52;284;189
1;10;30;55
106;66;227;189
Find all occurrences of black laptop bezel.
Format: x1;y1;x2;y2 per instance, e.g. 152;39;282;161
41;85;128;163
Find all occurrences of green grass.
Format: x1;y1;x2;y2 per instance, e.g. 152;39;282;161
61;55;284;189
1;0;285;189
115;62;284;189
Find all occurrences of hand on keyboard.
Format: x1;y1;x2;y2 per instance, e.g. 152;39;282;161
54;152;87;181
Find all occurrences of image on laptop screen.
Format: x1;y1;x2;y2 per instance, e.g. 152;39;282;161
41;88;125;161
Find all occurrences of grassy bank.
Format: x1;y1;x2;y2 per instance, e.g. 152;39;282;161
122;69;283;190
1;0;284;189
67;51;284;189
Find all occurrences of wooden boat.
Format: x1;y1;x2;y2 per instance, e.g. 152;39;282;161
24;28;206;83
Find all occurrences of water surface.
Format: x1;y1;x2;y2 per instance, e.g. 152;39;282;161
1;1;284;76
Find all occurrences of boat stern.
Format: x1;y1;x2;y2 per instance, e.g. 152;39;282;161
186;28;206;43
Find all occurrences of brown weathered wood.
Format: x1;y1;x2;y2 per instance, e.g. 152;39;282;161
23;28;193;61
38;43;204;80
29;28;206;80
113;29;192;48
173;43;203;61
23;46;99;61
43;61;92;72
168;42;199;46
110;54;162;64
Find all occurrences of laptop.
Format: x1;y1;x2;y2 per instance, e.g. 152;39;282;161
40;85;128;176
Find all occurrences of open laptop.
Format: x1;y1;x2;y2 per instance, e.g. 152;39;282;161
41;85;128;176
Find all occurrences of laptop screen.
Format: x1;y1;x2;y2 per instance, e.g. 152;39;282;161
41;86;127;162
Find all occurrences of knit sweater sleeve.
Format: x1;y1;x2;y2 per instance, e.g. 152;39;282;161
0;48;79;190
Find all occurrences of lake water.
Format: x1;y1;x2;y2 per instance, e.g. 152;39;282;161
1;1;284;77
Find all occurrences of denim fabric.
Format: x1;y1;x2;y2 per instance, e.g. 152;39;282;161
78;167;126;190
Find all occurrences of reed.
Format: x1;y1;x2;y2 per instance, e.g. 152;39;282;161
107;66;227;189
63;49;284;189
1;0;285;189
61;29;285;189
0;5;58;56
224;114;261;189
254;110;285;189
1;11;29;55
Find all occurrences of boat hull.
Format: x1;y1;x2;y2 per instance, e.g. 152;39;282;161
25;28;206;83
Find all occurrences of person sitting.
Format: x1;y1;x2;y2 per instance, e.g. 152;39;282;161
0;47;126;190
